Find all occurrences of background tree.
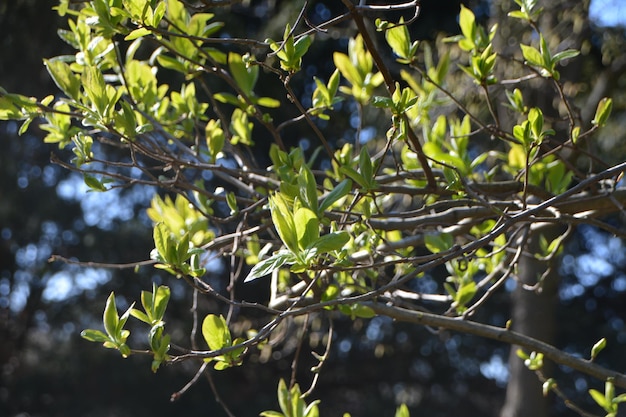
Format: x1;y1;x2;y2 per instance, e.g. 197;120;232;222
2;1;626;417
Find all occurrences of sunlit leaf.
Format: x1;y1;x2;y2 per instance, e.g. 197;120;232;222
202;314;231;351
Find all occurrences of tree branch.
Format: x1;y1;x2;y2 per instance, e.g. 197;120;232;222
366;302;626;389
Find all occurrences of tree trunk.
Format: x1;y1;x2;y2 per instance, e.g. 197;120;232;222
500;231;560;417
489;1;593;415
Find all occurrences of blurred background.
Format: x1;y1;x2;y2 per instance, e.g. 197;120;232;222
2;1;626;416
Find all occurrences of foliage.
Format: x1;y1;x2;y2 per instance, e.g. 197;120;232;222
2;0;626;415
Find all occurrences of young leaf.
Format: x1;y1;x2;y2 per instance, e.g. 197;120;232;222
206;119;225;161
277;379;290;417
589;388;610;410
424;233;454;254
269;193;298;253
80;329;110;343
458;5;476;48
298;164;318;213
153;222;170;262
226;192;238;215
202;314;231;351
333;52;362;87
103;292;119;338
395;404;410;417
319;179;352;213
294;35;312;59
44;59;81;101
228;52;258;97
552;49;580;64
543;378;557;397
591;337;607;361
153;285;170;322
294;206;319;250
309;231;350;253
124;27;151;41
244;251;294;282
385;17;412;60
358;147;374;187
520;44;543;67
592;97;613;127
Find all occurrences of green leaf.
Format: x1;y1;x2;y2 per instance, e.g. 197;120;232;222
152;285;170;320
225;192;238;215
339;303;376;319
458;5;476;47
82;66;108;116
228;52;258;97
156;54;188;74
152;1;166;26
277;379;290;417
130;308;150;324
270;193;298;253
103;292;119;338
358;147;374;186
372;96;394;109
294;35;311;60
309;231;349;253
230;108;254;145
513;120;531;149
613;393;626;404
395;404;410;417
298;164;318;213
606;379;616;406
205;119;225;161
507;10;528;20
455;281;476;309
505;88;526;113
319;179;352;213
153;222;170;262
339;165;367;190
0;96;26;120
552;49;579;63
328;68;340;98
83;174;109;192
304;400;320;417
590;388;610;410
520;44;543;67
244;250;294;282
516;349;530;360
260;412;284;417
255;96;281;108
294;206;319;250
202;314;231;351
80;329;110;343
592;97;613;127
124;27;151;41
44;59;81;101
333;52;362;87
571;126;581;144
543;378;557;396
116;302;134;336
424;233;454;254
539;34;552;68
385;18;411;59
591;337;607;360
528;107;543;140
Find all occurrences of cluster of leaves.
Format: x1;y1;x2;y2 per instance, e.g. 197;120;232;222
2;0;625;416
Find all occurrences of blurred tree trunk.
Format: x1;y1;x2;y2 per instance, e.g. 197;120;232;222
490;1;601;416
500;231;560;417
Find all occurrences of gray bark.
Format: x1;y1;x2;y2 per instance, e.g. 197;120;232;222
489;1;592;415
501;232;560;417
